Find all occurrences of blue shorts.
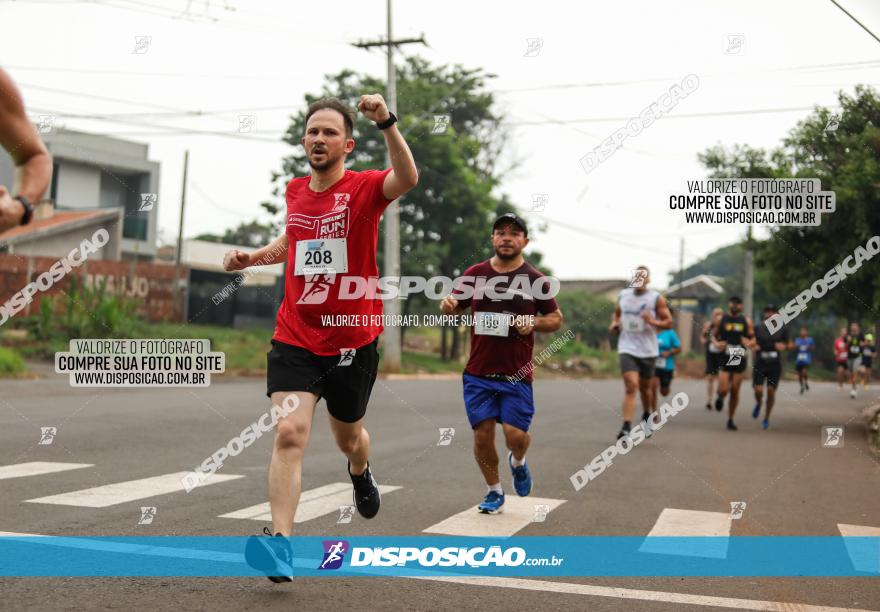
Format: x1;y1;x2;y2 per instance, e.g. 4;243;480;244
462;373;535;432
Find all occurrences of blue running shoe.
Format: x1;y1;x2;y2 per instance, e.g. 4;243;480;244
508;451;533;496
477;490;505;514
245;527;294;583
752;403;761;419
762;418;770;430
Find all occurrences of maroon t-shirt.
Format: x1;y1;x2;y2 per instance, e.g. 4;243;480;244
454;260;559;382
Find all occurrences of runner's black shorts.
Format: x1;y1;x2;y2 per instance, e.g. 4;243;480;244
266;338;379;423
705;351;723;375
619;353;655;379
753;359;782;389
862;356;873;369
655;367;674;389
720;355;748;374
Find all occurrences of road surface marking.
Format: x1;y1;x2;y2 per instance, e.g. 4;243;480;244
0;462;93;480
0;531;873;610
837;523;880;573
0;531;241;563
25;472;244;507
218;482;402;522
422;496;565;537
639;508;732;558
414;576;875;612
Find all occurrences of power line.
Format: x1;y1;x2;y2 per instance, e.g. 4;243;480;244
6;65;302;80
494;59;880;93
828;0;880;45
506;106;827;126
27;105;284;142
540;217;682;257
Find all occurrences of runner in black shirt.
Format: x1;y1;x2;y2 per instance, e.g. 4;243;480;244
751;305;793;429
712;296;755;431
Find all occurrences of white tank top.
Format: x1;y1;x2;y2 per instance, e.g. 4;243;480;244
617;288;660;358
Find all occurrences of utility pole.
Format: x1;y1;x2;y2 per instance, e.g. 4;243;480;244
744;224;754;323
352;1;426;372
176;149;189;322
678;236;685;315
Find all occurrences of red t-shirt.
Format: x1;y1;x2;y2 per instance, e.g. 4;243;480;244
273;168;393;355
454;260;559;382
834;337;848;363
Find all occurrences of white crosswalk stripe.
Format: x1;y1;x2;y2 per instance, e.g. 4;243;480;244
219;482;402;522
837;523;880;573
25;472;244;508
422;496;565;537
0;462;93;480
638;508;732;558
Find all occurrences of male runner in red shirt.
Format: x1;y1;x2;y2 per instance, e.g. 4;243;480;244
223;95;418;582
441;213;563;514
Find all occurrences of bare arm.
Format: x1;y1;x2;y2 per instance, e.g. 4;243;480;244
646;295;674;330
0;68;52;232
745;317;757;349
357;94;419;201
380;123;419;201
608;304;622;334
223;233;288;271
533;309;563;333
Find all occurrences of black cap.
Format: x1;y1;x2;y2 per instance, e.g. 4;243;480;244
763;303;778;312
493;213;528;236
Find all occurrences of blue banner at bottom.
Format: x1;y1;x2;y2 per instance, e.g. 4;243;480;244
0;536;877;577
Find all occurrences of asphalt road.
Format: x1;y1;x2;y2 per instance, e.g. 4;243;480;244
0;366;878;611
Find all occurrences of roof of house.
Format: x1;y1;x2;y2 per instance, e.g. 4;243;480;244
558;278;629;295
0;209;121;245
665;274;724;299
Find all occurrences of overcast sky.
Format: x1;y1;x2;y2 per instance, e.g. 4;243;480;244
3;0;879;285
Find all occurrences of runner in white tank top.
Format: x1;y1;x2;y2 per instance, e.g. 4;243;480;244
609;266;674;441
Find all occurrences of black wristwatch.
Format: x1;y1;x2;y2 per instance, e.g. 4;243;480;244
14;195;34;225
376;112;398;130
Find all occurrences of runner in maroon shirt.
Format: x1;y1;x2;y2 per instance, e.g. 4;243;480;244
223;95;418;582
441;213;563;514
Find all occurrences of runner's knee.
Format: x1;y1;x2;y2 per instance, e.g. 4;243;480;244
335;434;361;455
275;418;310;449
503;428;527;450
473;422;495;447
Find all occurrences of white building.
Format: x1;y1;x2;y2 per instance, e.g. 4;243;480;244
0;127;160;261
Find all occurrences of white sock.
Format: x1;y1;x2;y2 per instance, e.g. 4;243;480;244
487;483;503;494
510;453;525;467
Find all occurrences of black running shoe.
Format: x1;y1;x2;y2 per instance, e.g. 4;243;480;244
349;461;381;519
705;402;712;411
245;527;293;583
715;397;724;412
726;419;738;431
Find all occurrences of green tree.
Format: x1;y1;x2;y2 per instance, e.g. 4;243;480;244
554;291;616;348
195;219;276;248
699;86;880;321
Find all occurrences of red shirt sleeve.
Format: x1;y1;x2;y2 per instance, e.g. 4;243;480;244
360;168;394;212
